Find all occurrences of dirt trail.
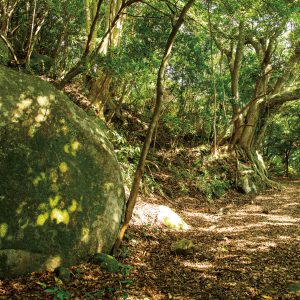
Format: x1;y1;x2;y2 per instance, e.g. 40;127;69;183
0;180;299;299
124;179;300;299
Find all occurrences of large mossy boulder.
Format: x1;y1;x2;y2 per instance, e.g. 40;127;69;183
0;66;125;278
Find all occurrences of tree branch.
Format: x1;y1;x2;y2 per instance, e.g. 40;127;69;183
0;33;19;66
268;86;300;108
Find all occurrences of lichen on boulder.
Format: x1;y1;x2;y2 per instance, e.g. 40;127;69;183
0;66;125;278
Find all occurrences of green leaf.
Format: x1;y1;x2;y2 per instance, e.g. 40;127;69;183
287;282;300;294
36;281;47;289
120;279;133;285
122;291;129;299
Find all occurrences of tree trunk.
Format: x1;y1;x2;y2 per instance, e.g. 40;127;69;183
59;0;130;88
87;0;126;119
25;5;48;66
285;153;289;177
229;89;300;192
112;0;195;254
0;0;18;37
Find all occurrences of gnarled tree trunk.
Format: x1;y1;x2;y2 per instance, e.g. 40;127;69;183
214;20;300;193
230;86;300;193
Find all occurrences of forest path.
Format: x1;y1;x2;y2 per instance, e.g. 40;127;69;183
124;179;300;299
0;180;299;299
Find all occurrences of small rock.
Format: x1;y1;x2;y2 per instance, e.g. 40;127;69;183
218;207;230;215
170;239;195;255
215;235;226;241
158;206;189;230
54;266;71;282
89;253;123;273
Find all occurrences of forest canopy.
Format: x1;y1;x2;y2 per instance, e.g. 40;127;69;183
1;0;300;214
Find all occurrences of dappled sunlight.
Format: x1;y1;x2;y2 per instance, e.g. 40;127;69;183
231;212;299;223
44;255;62;270
37;95;50;107
212;223;265;233
282;202;299;208
233;239;278;253
184;202;299;234
34;193;80;227
50;208;70;225
183;211;222;223
197;216;298;234
68;199;78;213
58;119;70;135
133;202;191;230
0;65;127;280
0;223;8;238
256;151;266;170
80;228;90;243
9;93;55;138
36;212;49;226
63;140;81;156
266;214;299;223
32;172;46;187
182;260;214;271
277;235;300;241
132;201;190;230
11;97;32;121
236;204;264;212
121;180;300;299
59;162;69;173
111;210;122;223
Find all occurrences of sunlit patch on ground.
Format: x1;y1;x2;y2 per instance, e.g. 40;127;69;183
182;260;214;271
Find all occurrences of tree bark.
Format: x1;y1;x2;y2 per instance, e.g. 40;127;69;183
0;0;18;37
25;4;48;66
87;0;126;118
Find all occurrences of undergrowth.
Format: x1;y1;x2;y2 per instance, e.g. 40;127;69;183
109;128;233;202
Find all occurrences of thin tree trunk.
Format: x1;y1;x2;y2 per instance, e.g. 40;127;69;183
25;0;37;66
112;0;195;254
207;0;218;155
84;0;104;56
285;153;289;177
0;33;19;66
0;0;18;37
59;0;137;87
87;0;127;118
83;0;92;37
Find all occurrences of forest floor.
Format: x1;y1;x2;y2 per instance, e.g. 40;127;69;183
0;179;299;300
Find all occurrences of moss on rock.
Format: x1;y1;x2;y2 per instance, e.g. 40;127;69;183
0;66;125;278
